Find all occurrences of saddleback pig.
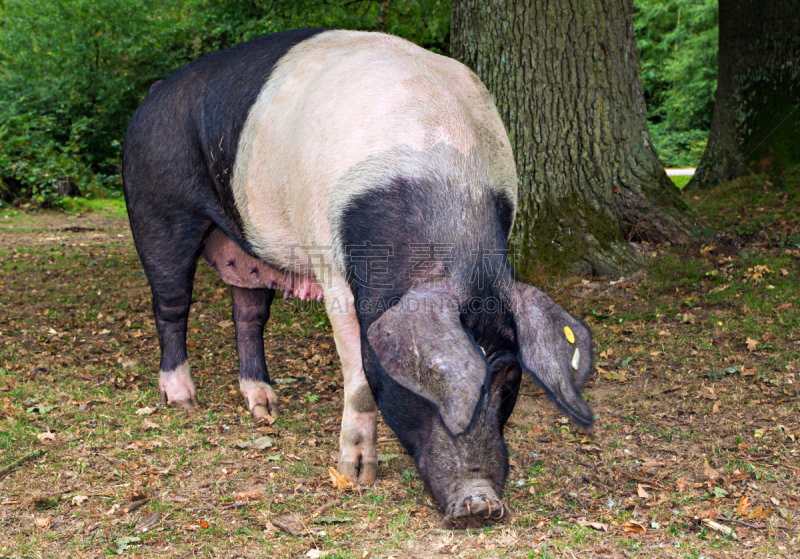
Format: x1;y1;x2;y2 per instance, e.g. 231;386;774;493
123;29;594;523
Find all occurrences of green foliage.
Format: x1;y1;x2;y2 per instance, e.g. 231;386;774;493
0;0;198;205
191;0;450;53
1;0;719;202
633;0;718;168
670;174;692;190
0;0;450;206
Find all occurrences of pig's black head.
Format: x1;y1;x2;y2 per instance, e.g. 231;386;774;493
362;281;593;524
343;173;592;522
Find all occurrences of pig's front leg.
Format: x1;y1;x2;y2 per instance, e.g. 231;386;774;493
329;306;378;483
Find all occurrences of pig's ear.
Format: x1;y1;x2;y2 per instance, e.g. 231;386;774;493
511;281;594;429
367;284;488;436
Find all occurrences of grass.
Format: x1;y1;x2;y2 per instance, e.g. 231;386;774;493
0;172;799;557
671;175;693;190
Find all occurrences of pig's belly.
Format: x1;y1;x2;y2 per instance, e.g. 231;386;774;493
202;228;324;301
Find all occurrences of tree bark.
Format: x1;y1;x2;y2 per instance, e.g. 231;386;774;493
451;0;694;278
692;0;800;189
375;1;391;32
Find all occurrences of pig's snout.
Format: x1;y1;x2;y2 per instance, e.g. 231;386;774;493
444;483;507;525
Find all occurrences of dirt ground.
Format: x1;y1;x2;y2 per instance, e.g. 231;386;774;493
0;185;798;558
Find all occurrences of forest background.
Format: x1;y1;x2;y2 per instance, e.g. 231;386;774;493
0;0;716;206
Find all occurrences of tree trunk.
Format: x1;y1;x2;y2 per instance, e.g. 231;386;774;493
451;0;694;278
375;1;391;32
692;0;800;189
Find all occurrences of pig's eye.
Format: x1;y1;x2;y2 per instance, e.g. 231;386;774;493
493;362;519;387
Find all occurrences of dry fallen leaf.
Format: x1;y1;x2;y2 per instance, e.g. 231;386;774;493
702;519;733;536
328;466;353;490
712;401;721;413
136;407;154;415
71;495;89;506
637;484;651;500
709;283;730;294
576;519;608;531
198;520;210;528
35;517;52;529
622;521;647;535
697;507;718;520
744;265;771;283
675;478;687;493
746;337;757;352
702;459;720;480
143;419;159;431
256;413;277;425
700;245;715;255
737;495;750;516
236;490;262;501
748;506;772;520
135;511;161;533
37;432;56;442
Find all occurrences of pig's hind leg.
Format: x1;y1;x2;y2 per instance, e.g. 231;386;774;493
231;286;280;419
131;218;208;410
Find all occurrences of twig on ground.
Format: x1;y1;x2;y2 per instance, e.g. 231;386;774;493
414;498;439;511
310;499;342;517
542;508;568;518
122;498;149;513
271;518;305;537
188;501;249;511
219;502;248;510
565;492;587;510
714;516;792;531
0;449;47;480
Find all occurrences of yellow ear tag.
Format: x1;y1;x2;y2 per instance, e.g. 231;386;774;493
564;326;575;344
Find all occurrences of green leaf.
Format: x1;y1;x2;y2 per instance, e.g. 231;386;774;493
712;487;729;499
621;357;633;367
115;536;140;555
26;405;55;415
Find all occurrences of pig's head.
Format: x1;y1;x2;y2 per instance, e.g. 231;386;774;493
363;280;593;524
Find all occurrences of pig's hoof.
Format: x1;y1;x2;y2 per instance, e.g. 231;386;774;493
251;402;279;421
160;390;200;410
445;494;508;526
337;460;377;484
239;379;279;421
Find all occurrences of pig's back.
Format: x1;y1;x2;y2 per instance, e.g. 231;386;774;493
231;30;517;278
123;28;329;255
